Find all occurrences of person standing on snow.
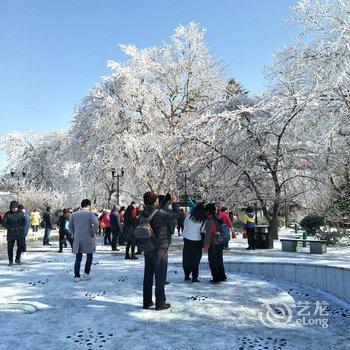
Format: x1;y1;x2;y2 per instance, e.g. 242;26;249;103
110;205;122;252
69;199;98;282
3;201;26;265
19;204;30;255
219;207;233;250
242;206;256;250
203;203;227;283
123;205;139;260
43;207;53;246
101;210;112;245
142;192;180;311
182;203;206;283
57;209;74;253
30;209;41;233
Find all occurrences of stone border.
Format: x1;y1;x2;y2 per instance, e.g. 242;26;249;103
0;303;38;314
173;261;350;304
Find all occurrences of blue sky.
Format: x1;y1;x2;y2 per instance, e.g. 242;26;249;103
0;0;298;170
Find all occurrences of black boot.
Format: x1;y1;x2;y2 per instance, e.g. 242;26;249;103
143;302;154;309
156;303;171;311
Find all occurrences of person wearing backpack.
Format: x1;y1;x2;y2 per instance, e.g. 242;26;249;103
182;203;206;283
141;191;180;311
219;207;233;250
203;203;227;283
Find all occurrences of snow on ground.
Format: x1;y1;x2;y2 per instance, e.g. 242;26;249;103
1;237;350;350
218;229;350;269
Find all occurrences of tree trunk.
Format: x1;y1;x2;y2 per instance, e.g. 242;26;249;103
269;219;279;240
284;204;290;228
269;202;280;240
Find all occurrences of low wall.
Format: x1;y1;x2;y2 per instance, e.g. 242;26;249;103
174;261;350;304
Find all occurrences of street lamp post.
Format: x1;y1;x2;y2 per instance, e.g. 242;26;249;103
111;167;124;206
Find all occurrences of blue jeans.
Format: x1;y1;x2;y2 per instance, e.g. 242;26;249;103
43;228;51;245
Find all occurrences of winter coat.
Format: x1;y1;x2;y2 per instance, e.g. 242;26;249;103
23;212;30;237
2;210;25;241
100;214;111;229
158;203;176;245
124;213;138;228
177;213;186;226
110;211;122;234
43;211;53;229
57;215;70;235
219;211;233;229
182;214;205;241
30;211;41;226
69;208;98;254
142;203;180;250
203;217;220;249
123;211;138;239
242;212;255;229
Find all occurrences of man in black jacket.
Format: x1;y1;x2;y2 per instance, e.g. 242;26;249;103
43;207;53;246
2;201;26;265
142;191;180;311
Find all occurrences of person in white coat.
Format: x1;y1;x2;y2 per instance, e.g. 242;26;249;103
182;203;206;282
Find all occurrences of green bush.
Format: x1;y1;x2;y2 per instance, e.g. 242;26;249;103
277;217;285;228
300;215;325;235
316;227;343;245
234;221;243;230
257;216;268;225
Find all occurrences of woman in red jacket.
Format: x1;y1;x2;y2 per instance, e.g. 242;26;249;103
101;210;111;245
219;207;233;250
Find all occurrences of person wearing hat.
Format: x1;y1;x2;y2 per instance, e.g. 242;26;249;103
142;191;180;311
2;201;26;265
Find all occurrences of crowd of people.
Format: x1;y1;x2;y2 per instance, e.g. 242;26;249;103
0;193;256;311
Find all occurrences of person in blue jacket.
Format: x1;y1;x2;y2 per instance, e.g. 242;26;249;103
19;205;30;238
19;204;30;257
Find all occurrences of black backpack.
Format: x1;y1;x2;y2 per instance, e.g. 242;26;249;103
134;210;158;252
